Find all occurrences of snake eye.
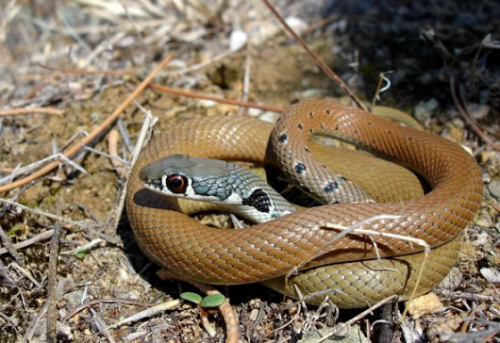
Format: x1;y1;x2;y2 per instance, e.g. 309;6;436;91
166;174;188;193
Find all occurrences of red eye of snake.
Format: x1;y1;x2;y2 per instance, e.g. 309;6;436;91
166;174;188;193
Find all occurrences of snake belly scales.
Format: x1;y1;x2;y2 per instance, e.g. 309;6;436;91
126;98;483;308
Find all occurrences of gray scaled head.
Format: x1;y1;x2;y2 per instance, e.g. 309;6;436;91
139;154;231;197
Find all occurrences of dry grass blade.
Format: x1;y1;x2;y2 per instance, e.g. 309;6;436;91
0;107;63;116
107;300;180;329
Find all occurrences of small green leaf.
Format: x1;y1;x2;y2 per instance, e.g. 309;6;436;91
180;292;202;304
7;225;23;236
200;294;225;308
75;249;90;259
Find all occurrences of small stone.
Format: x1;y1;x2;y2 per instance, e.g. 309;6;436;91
299;324;367;343
437;267;463;291
442;122;464;143
198;99;217;108
249;308;260;321
258;111;280;123
285;16;308;35
478;150;498;164
483;171;492;183
406;293;443;319
480;268;500;283
66;289;86;308
57;321;73;342
468;104;490;120
475;213;493;227
469;230;491;246
229;30;247;52
488;181;500;201
414;98;439;123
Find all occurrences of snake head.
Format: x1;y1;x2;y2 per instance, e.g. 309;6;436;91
139;154;235;199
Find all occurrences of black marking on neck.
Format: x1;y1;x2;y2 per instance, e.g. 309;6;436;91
242;188;271;213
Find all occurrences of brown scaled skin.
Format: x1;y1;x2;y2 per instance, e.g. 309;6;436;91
126;99;483;308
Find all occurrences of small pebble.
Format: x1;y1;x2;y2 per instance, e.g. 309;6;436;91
487;181;500;201
468;104;490;120
406;292;443;319
414;98;439;123
229;30;247;51
438;267;463;291
480;268;500;283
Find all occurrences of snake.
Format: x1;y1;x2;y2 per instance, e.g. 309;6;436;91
126;98;483;308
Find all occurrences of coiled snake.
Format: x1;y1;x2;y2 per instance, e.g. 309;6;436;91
126;99;483;308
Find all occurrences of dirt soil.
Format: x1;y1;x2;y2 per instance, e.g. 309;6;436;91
0;1;499;342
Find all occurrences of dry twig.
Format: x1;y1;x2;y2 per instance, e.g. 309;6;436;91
0;54;172;193
150;84;283;113
450;76;500;150
261;0;368;112
0;107;63;117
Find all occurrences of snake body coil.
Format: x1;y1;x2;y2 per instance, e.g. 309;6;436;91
126;99;483;308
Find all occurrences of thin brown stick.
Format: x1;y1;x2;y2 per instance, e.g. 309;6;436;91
149;84;283;113
0;107;63;117
261;0;368;112
0;167;14;173
450;76;500;150
107;130;127;179
63;298;148;323
0;54;172;193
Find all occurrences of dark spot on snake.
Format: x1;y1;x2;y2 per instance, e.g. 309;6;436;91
325;109;330;115
367;122;372;125
387;130;391;134
304;146;310;153
294;163;307;174
335;125;339;130
309;129;314;134
278;133;288;143
242;188;271;213
298;123;303;130
353;129;358;134
338;176;348;182
409;137;413;141
309;112;314;118
324;181;338;193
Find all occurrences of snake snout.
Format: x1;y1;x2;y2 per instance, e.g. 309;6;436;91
138;165;153;183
